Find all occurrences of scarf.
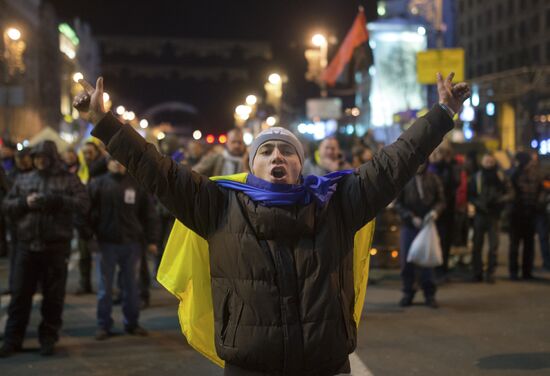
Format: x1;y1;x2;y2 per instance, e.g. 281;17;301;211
213;170;355;206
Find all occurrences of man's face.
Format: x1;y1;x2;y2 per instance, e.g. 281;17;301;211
252;141;301;184
62;150;78;166
361;149;373;163
82;144;99;164
226;131;245;157
15;155;32;170
319;139;339;161
481;155;496;169
108;159;127;175
1;146;15;159
33;154;51;171
188;142;203;159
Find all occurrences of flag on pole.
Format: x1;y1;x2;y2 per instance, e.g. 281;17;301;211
321;8;369;86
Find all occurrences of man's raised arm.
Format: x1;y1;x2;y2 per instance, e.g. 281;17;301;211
341;73;471;231
73;78;226;238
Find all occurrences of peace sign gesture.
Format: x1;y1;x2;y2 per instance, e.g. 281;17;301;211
436;72;471;115
73;77;107;125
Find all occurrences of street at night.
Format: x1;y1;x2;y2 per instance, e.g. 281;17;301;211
1;0;550;375
1;241;549;375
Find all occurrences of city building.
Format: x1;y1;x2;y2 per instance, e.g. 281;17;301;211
0;0;60;142
0;0;100;146
456;0;550;152
97;36;274;137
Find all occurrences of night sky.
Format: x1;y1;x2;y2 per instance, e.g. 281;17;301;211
49;0;378;133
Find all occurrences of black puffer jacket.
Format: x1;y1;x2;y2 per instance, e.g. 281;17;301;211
88;172;159;244
92;106;453;375
2;141;90;251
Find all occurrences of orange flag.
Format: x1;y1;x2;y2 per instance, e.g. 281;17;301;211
321;9;369;86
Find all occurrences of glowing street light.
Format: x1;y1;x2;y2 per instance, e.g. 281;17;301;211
192;130;202;140
116;105;125;115
72;72;84;83
268;73;282;85
243;132;254;146
123;111;135;121
6;27;21;41
235;104;252;120
266;116;277;126
157;131;166;140
311;33;327;47
139;119;149;129
102;92;110;103
246;95;258;106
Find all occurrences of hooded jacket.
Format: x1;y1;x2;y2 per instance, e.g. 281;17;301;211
91;105;453;375
2;141;90;251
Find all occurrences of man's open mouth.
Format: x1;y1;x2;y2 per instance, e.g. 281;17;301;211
271;166;287;179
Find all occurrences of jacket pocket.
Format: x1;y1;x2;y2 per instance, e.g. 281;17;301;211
338;291;357;351
220;289;244;349
223;294;244;348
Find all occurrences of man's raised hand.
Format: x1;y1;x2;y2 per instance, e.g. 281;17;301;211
436;72;471;115
73;77;107;125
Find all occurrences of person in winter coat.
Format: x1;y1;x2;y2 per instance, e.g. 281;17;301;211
1;147;33;296
508;152;544;280
87;157;159;340
302;137;352;176
0;141;89;357
72;73;469;375
468;152;512;283
395;163;446;308
428;145;460;279
193;128;247;176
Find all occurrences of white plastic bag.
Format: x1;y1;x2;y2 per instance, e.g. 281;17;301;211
406;220;443;267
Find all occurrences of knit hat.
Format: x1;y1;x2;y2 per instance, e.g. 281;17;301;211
248;127;304;172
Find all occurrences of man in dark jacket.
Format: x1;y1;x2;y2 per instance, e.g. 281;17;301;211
508;152;543;280
428;145;460;279
193;128;247;176
1;147;33;296
468;153;512;283
0;141;89;357
88;157;159;340
76;140;109;295
73;74;469;375
395;163;446;308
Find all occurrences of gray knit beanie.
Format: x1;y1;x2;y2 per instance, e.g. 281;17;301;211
248;127;304;172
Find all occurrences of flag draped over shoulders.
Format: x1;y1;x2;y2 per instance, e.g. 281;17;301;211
157;172;374;367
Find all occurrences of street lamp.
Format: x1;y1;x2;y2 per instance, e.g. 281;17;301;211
5;28;21;41
265;73;284;115
72;72;84;83
266;116;277;126
268;73;282;85
2;26;26;139
246;94;258;106
139;119;149;129
116;105;125;115
311;33;328;97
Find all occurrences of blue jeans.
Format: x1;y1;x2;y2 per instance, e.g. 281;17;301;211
96;243;141;330
400;225;436;299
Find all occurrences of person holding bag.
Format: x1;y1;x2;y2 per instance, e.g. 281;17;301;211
395;163;446;309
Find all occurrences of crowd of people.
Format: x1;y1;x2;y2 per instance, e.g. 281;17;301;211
0;105;548;360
